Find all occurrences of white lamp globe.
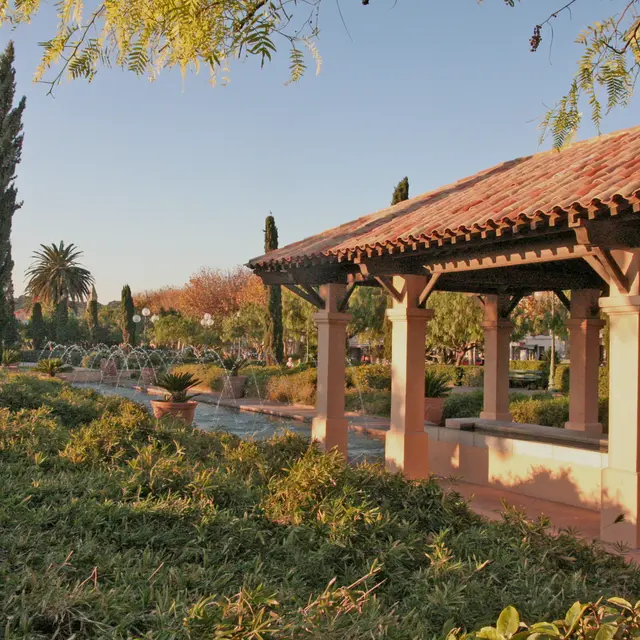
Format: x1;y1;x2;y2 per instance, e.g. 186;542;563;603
151;314;159;323
133;314;142;323
204;312;212;321
142;307;151;317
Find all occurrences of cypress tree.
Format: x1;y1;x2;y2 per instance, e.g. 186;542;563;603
0;42;26;348
384;177;410;360
121;285;136;346
55;299;69;343
87;285;99;343
391;177;409;205
264;214;284;364
29;302;46;350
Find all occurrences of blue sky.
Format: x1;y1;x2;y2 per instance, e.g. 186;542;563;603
5;0;639;302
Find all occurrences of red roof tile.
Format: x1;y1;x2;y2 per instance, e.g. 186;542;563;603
249;126;640;268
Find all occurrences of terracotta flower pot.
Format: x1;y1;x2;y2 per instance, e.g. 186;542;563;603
150;400;197;425
221;375;248;399
424;397;445;426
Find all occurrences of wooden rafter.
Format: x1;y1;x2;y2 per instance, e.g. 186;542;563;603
283;284;325;309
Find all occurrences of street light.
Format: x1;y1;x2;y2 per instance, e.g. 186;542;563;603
142;307;151;318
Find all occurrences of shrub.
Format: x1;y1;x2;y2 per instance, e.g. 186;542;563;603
34;358;68;377
510;396;570;428
599;365;609;398
345;389;391;417
554;364;570;392
266;369;317;405
1;376;639;638
19;349;40;363
454;600;640;640
1;349;20;366
425;370;451;398
444;391;484;420
509;360;547;371
347;364;392;391
243;365;287;398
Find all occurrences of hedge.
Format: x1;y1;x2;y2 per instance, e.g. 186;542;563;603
510;395;609;430
266;369;317;405
509;360;547;372
554;363;609;397
172;364;226;391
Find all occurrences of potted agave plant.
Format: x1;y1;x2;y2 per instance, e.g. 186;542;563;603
424;369;451;426
35;358;67;378
220;356;248;399
150;371;202;425
1;349;21;371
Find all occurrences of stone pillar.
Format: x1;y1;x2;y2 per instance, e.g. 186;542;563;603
385;275;433;479
600;292;640;546
312;283;351;458
565;289;604;436
480;294;512;422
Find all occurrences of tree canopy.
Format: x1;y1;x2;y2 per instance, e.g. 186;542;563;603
1;0;638;146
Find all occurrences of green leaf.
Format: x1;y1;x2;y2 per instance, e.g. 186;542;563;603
608;597;633;610
595;624;618;640
530;622;560;636
497;606;520;638
565;602;586;632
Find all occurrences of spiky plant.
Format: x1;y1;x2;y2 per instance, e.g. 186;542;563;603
155;371;202;403
35;357;65;377
1;348;20;366
425;369;451;399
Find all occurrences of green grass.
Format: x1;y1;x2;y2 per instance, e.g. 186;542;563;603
1;375;638;638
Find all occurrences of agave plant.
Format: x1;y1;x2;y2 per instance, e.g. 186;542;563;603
155;371;202;403
1;349;21;367
221;356;247;377
35;358;66;377
425;369;451;399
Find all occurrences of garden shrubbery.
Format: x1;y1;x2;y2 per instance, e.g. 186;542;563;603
266;368;317;405
172;363;226;390
1;375;638;638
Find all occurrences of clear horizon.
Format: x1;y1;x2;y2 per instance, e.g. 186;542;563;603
5;0;639;303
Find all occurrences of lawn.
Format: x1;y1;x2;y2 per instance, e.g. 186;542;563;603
1;375;638;638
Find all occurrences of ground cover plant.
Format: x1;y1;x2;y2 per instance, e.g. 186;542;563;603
1;375;638;638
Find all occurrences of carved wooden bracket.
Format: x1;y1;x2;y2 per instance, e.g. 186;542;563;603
283;284;325;309
374;276;404;303
338;282;358;312
500;294;524;318
553;290;571;312
417;273;441;308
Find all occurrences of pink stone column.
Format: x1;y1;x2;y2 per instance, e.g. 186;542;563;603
312;283;351;458
565;289;604;436
385;275;433;479
480;294;512;422
600;293;640;546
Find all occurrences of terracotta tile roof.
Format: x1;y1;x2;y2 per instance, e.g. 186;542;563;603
249;126;640;269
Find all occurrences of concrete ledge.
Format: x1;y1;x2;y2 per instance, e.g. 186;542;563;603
445;417;607;452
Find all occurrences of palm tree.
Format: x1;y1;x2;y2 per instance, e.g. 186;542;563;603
25;241;94;306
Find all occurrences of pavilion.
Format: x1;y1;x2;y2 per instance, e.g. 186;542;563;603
249;126;640;547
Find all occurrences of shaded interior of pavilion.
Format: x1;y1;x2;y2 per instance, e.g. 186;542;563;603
249;126;640;549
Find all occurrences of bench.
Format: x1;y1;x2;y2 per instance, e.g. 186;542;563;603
509;369;545;389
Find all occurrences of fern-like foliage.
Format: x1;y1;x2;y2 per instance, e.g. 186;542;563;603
539;7;640;149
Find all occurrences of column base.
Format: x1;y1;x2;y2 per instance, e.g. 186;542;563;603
479;411;512;422
601;467;640;548
565;421;603;437
312;417;348;458
385;429;429;480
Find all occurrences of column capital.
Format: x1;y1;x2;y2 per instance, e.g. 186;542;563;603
600;295;640;315
312;311;351;325
566;318;606;330
386;307;434;322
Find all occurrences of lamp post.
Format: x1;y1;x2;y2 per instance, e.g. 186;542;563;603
548;293;556;393
133;308;153;345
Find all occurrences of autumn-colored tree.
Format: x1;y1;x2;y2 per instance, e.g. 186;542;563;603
134;286;184;315
180;267;253;319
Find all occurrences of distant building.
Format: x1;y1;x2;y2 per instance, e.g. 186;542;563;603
510;334;567;361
